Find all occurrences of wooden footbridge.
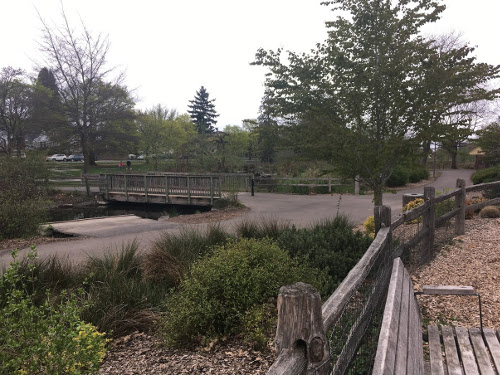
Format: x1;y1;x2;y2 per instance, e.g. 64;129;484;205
98;173;251;206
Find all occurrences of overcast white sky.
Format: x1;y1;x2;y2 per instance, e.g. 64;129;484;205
2;0;499;128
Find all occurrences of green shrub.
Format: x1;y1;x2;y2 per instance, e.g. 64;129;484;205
408;166;430;183
275;216;372;292
160;238;329;348
241;302;276;351
386;166;409;187
0;248;108;374
0;156;51;239
472;166;500;184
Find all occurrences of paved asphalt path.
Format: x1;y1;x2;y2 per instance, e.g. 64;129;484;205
0;169;474;267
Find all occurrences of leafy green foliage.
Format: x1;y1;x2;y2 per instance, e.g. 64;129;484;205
274;217;372;291
477;122;500;166
386;166;409;187
408;166;430;183
0;155;51;239
472;166;500;184
160;238;329;347
0;248;108;374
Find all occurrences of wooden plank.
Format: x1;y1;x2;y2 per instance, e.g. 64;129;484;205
395;268;410;373
483;328;500;372
422;285;475;295
408;285;424;374
442;326;463;375
373;258;404;375
469;327;495;375
455;326;480;375
428;325;445;375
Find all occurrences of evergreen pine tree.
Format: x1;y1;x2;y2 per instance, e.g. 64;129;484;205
187;86;219;134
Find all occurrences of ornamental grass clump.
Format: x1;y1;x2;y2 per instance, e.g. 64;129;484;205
479;205;500;218
0;248;108;374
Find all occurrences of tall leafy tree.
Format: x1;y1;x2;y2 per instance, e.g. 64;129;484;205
254;0;446;205
187;86;219;134
414;33;500;166
476;121;500;166
0;68;34;156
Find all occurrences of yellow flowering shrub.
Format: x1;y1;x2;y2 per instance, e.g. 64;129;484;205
0;248;109;374
402;198;424;224
363;215;375;238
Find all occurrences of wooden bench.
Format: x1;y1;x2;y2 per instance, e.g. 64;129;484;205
373;257;500;375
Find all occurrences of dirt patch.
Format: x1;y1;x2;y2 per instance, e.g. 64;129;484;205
164;206;249;224
98;332;275;375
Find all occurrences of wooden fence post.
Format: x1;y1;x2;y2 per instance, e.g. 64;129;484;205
422;187;436;263
355;175;360;196
374;205;391;235
272;282;330;375
328;176;331;193
455;178;466;235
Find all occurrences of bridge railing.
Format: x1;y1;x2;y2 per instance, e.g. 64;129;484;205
99;173;253;204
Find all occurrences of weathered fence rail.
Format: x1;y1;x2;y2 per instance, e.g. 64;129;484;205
268;179;500;375
254;176;354;194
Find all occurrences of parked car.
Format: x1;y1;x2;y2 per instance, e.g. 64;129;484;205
46;154;67;162
67;154;84;162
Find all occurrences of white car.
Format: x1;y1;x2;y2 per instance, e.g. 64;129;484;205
46;154;67;162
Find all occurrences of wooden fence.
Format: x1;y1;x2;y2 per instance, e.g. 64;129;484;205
253;176;355;194
267;179;500;375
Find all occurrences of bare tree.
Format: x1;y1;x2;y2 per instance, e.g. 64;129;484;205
37;8;132;195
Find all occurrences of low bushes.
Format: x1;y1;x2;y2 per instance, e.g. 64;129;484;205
0;156;51;239
472;165;500;184
386;165;429;187
0;248;108;374
160;238;330;348
3;216;372;355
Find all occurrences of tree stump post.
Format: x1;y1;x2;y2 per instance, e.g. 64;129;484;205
274;282;330;375
455;178;466;235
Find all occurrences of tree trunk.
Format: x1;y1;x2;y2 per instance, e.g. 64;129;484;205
451;152;457;169
420;141;431;166
373;183;383;206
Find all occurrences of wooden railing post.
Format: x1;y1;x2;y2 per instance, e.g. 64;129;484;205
455;178;466;235
124;175;128;202
144;175;148;202
270;282;330;375
374;205;391;236
187;176;191;205
422;187;436;263
328;176;331;193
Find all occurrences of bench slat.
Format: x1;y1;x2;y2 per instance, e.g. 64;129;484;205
442;326;463;375
373;258;405;374
455;326;480;375
408;276;424;374
469;327;495;375
396;268;410;373
484;328;500;372
428;325;445;375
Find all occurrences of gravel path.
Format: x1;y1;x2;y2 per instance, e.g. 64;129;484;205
413;216;500;329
